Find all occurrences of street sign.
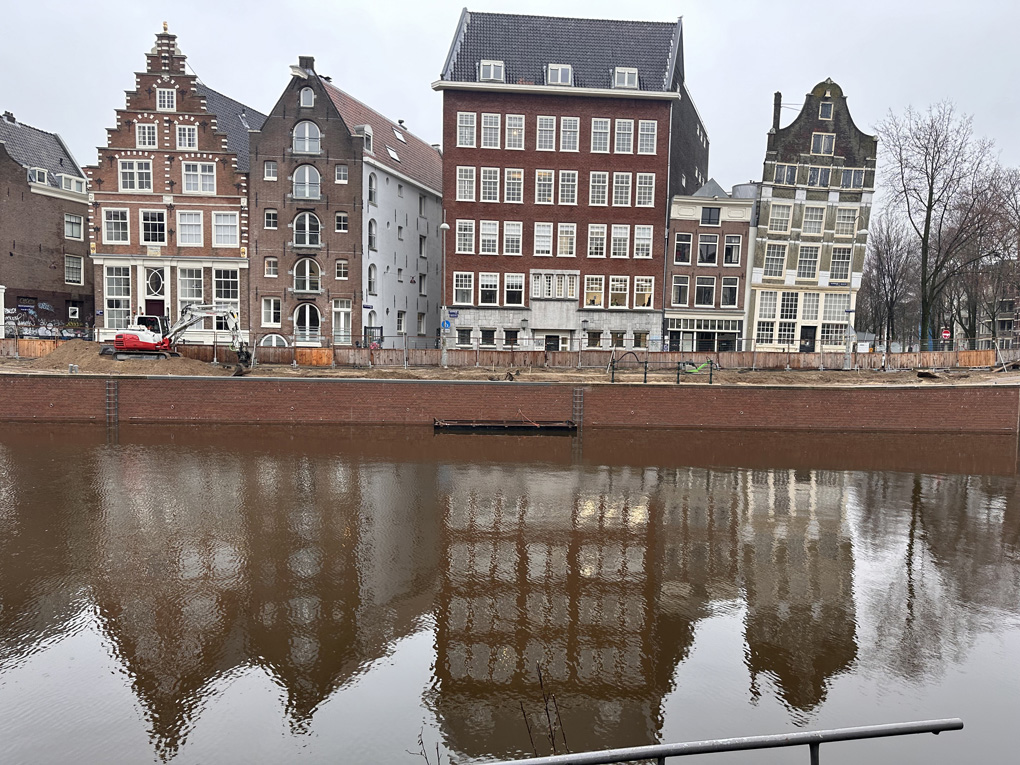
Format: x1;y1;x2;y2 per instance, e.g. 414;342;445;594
448;310;459;318
441;320;451;329
941;328;951;340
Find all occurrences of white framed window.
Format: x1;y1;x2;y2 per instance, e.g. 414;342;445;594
614;67;639;89
724;235;742;265
480;167;499;202
506;114;524;149
417;312;426;336
768;203;792;233
803;206;825;235
368;173;377;204
480;221;499;254
368;263;377;293
612;172;631;206
811;132;835;155
293;165;320;198
456;219;475;254
589;172;608;205
139;210;166;244
756;321;775;344
119;159;152;191
264;209;278;229
505;273;524;305
293;121;321;153
294;212;321;246
841;169;866;189
262;297;282;327
177;210;203;246
103;209;129;244
547;64;572;85
368;219;378;250
635;173;655;206
457;112;476;147
797;245;820;279
830;247;852;280
264;160;277;181
698;234;718;265
300;87;315;107
824;292;850;322
637;120;657;154
701;207;721;225
808;167;831;187
535;169;554;204
503;221;522;255
611;225;629;258
774;164;797;185
213;212;239;247
634;276;654;308
671;275;689;306
64;213;83;240
64;255;83;285
104;266;132;329
720;277;740;308
456;166;476;201
183;162;215;194
585;275;604;307
156;88;176;112
335;164;349;184
534;222;553;256
591;118;610;153
763;244;787;277
614;119;634;153
587;224;606;258
265;257;278;277
481;113;500;148
802;292;820;321
179;267;204;313
504;168;523;202
674;232;692;264
609;275;629;307
537;116;556;151
480;59;505;82
559;170;577;205
560;117;579;151
294;258;321;292
136;123;157;149
557;223;576;257
454;272;474;304
633;226;652;258
695;276;716;307
759;290;778;320
834;208;858;237
28;167;46;184
335;259;348;279
361;125;373;153
60;175;85;193
176;124;197;149
819;102;833;120
396;310;406;334
294;303;321;342
479;272;499;305
335;211;348;232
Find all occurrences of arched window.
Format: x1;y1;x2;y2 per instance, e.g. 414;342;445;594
294;258;321;292
299;87;314;107
367;263;377;294
294;303;321;343
368;219;377;250
293;121;321;153
294;212;321;246
293;165;320;199
368;173;377;204
260;333;288;347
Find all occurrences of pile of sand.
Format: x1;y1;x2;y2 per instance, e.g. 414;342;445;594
27;340;233;376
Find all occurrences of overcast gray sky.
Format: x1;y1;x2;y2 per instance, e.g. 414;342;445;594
3;0;1016;192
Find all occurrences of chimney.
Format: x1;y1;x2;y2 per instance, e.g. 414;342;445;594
398;119;405;128
298;56;315;71
2;111;14;124
772;92;782;131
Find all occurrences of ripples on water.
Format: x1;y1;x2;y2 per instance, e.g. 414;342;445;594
0;425;1018;764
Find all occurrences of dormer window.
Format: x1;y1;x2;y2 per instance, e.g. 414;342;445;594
819;101;833;120
59;175;85;193
614;67;639;89
300;87;315;107
359;125;374;153
547;64;572;86
479;59;505;82
28;167;46;184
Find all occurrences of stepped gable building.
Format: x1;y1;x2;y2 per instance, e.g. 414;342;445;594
434;11;709;352
248;57;443;350
0;111;92;339
86;26;266;344
748;79;876;354
665;179;757;351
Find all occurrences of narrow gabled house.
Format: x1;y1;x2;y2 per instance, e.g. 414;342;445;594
433;10;709;353
86;25;266;344
0;111;91;338
248;57;443;351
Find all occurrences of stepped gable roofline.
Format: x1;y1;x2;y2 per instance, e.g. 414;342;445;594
771;78;877;167
320;78;442;194
0;112;87;188
194;83;267;174
439;10;684;93
692;178;729;198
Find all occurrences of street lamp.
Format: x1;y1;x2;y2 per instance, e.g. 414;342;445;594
521;317;528;350
843;217;869;370
439;219;450;368
579;318;589;367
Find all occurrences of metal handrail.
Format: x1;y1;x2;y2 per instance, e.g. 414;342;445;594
490;718;963;765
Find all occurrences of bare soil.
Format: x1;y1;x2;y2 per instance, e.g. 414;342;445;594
3;340;1019;386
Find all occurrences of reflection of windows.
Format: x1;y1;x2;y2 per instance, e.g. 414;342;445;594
156;88;176;111
335;164;348;184
176;125;197;149
612;172;631;206
105;266;131;329
265;258;278;277
824;292;850;321
802;292;819;321
335;260;348;279
557;223;576;257
264;161;277;181
756;321;775;344
758;291;777;319
780;291;799;320
636;173;655;206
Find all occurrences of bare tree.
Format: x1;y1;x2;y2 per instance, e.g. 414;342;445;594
877;102;1000;347
859;214;918;347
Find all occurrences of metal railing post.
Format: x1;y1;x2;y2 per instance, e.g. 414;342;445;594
611;358;616;383
709;361;713;384
809;742;820;765
643;359;648;383
676;361;681;384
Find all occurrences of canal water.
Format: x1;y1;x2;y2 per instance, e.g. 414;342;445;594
0;424;1017;764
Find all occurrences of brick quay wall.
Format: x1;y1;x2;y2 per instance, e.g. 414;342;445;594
0;375;1017;433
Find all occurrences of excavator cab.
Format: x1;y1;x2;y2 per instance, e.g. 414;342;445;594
134;315;166;335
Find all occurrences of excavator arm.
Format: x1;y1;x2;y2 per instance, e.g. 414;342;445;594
165;304;251;369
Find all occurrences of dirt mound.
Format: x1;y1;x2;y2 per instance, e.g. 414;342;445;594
28;340;233;376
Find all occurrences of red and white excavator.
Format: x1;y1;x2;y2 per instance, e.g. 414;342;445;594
101;303;252;372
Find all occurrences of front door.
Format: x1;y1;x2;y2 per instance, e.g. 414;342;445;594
668;331;682;352
799;325;817;353
144;299;164;318
544;334;560;352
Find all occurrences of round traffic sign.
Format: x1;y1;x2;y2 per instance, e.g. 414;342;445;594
441;320;451;329
941;328;951;340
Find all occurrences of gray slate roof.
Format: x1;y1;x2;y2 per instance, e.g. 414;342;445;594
195;84;267;174
0;113;86;188
692;178;729;198
442;11;682;92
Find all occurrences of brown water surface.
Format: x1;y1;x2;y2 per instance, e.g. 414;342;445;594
0;424;1018;763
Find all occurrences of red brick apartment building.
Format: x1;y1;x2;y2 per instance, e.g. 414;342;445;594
86;26;265;343
433;10;709;352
